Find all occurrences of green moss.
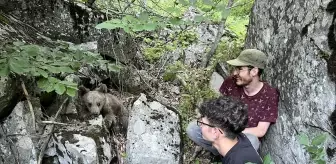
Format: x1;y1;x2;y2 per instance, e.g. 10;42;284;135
174;30;198;48
143;47;165;63
211;37;244;68
163;61;220;151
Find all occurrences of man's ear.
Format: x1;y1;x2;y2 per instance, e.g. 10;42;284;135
250;67;259;76
78;86;90;96
97;84;108;93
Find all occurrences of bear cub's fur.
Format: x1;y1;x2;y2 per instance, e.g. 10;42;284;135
78;84;128;133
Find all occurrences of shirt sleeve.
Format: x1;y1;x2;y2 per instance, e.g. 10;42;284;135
259;88;279;123
219;76;235;95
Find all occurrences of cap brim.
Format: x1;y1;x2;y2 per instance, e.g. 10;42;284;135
226;59;251;66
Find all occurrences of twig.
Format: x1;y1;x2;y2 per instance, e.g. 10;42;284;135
305;123;336;139
40;121;72;126
37;98;69;164
202;0;235;67
21;81;36;133
156;55;171;78
131;65;153;90
6;133;51;138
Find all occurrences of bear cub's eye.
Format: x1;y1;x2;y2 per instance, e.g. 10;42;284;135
88;103;92;107
97;103;100;106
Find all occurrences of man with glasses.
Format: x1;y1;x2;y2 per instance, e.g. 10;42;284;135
197;96;262;164
187;49;279;157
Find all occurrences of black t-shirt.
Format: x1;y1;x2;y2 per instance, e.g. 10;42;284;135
222;133;263;164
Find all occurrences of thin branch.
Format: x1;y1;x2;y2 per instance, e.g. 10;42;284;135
122;0;136;13
131;65;153;90
21;81;36;133
37;98;69;164
40;121;72;126
305;123;336;140
202;0;235;68
156;55;172;78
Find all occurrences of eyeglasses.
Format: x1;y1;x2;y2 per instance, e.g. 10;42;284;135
197;120;223;134
197;120;215;127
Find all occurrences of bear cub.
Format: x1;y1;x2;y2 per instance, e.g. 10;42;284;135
78;84;128;134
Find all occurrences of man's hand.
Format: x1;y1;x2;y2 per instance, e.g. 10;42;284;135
242;122;271;138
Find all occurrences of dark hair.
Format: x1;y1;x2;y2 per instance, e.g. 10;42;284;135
247;66;263;76
199;96;248;140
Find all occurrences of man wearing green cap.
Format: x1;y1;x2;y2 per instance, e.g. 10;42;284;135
187;49;279;157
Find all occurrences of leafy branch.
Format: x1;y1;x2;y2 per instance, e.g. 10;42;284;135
0;41;121;97
298;133;328;164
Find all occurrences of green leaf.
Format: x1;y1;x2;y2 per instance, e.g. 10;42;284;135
37;78;50;91
194;15;205;22
59;80;77;86
41;65;61;73
58;66;75;73
143;23;158;31
315;160;326;164
108;63;122;72
95;19;123;30
54;83;66;95
36;68;48;78
202;0;214;6
262;153;274;164
138;12;149;21
66;87;77;97
195;159;200;164
13;41;24;47
311;134;327;146
221;8;231;20
178;0;189;6
306;146;318;153
123;15;138;23
166;7;180;14
169;17;182;25
21;44;40;57
51;61;73;66
298;133;309;146
132;24;145;32
189;0;196;6
8;58;26;74
0;63;9;76
48;77;60;83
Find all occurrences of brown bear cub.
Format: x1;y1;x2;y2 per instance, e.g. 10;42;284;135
78;84;128;134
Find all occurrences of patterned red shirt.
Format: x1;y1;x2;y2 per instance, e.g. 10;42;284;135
219;76;279;128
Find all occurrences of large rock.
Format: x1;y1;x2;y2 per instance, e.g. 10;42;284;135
43;115;116;164
126;93;181;164
0;101;41;164
209;72;224;94
245;0;336;163
0;77;21;120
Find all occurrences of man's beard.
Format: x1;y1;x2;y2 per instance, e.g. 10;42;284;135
234;76;252;86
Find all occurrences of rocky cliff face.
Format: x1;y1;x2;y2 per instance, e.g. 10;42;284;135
245;0;336;163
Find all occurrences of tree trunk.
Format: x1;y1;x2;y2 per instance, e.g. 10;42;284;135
245;0;336;163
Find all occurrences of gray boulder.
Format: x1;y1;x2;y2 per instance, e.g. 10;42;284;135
0;101;40;164
126;93;181;164
43;115;116;164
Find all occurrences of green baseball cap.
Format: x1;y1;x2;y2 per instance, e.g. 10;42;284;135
226;49;267;69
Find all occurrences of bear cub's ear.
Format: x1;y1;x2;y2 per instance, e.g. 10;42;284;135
97;84;108;93
78;86;90;96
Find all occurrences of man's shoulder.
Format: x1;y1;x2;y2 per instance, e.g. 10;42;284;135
224;150;262;164
223;134;262;164
262;82;279;96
